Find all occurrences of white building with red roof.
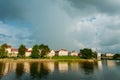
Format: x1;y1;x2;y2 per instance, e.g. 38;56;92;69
47;50;55;57
58;49;68;56
6;45;18;57
6;45;13;54
70;51;78;56
25;48;32;57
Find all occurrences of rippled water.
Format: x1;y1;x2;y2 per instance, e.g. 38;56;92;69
0;60;120;80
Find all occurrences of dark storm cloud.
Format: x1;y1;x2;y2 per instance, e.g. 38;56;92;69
1;0;120;53
66;0;120;17
0;0;25;20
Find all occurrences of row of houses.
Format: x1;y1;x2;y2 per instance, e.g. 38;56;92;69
6;45;32;57
6;45;79;57
48;49;78;57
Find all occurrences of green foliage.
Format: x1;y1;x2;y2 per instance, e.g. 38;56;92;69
0;43;8;58
80;48;97;59
39;44;50;58
31;44;40;58
113;54;120;59
1;43;8;48
18;44;26;57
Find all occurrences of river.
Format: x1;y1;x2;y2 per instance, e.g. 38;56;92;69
0;60;120;80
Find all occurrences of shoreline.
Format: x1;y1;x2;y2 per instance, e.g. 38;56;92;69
0;58;97;62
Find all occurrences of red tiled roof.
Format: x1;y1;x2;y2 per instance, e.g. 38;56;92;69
7;45;13;48
26;49;32;52
60;49;68;51
11;49;18;52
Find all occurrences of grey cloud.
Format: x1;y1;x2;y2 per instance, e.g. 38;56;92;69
0;0;25;21
1;0;120;53
65;0;120;17
99;29;120;46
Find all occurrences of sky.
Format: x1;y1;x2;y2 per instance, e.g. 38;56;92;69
0;0;120;53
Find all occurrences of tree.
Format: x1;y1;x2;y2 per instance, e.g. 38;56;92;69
39;44;50;58
80;48;97;59
0;43;8;58
18;44;26;57
31;44;40;58
1;43;8;48
113;54;120;59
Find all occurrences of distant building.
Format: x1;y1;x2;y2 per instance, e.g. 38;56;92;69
58;49;68;56
70;51;78;56
6;45;13;54
105;52;114;59
97;53;101;60
47;50;55;57
11;49;18;57
6;45;18;57
25;48;32;57
105;52;114;57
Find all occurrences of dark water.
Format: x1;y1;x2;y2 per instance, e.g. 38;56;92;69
0;60;120;80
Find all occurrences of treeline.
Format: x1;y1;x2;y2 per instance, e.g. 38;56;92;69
0;43;98;59
0;43;50;58
80;48;97;59
113;54;120;59
18;44;50;58
0;43;8;58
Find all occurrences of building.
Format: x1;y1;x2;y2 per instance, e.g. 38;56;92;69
97;52;101;60
47;50;55;57
70;51;78;56
58;49;68;56
25;48;32;57
11;49;18;57
6;45;13;54
6;45;18;57
105;52;114;57
105;52;114;59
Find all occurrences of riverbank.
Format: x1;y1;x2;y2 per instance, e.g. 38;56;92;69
0;58;97;62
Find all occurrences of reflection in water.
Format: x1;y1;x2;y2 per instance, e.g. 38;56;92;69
24;62;30;73
16;63;24;78
3;63;9;75
0;62;17;76
97;61;102;70
107;60;116;68
30;62;49;79
0;60;119;80
58;62;68;73
81;62;94;74
0;62;5;75
46;62;55;73
70;62;79;71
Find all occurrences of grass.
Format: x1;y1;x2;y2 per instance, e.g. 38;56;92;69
0;56;97;62
52;56;82;59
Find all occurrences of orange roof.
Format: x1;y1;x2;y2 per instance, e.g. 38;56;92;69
26;49;32;52
60;49;68;51
7;45;13;48
11;49;18;52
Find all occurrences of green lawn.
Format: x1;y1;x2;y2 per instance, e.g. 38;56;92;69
51;56;81;59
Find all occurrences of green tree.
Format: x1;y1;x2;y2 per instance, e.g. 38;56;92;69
80;48;97;59
113;54;120;59
1;43;8;48
18;44;26;57
31;44;40;58
39;44;50;58
0;43;8;58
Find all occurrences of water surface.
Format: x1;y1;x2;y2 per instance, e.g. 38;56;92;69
0;60;120;80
